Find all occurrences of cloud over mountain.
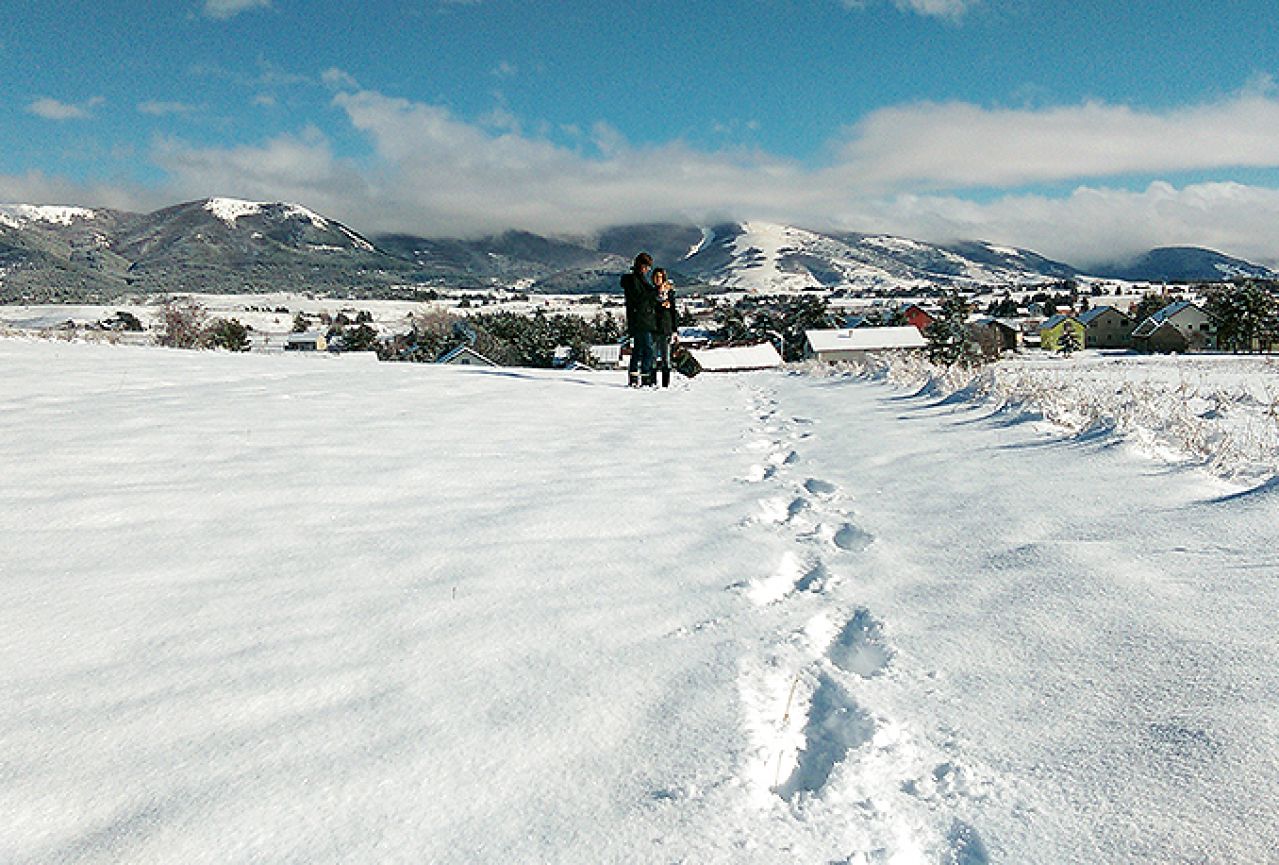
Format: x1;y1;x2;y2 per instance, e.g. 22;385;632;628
5;84;1279;267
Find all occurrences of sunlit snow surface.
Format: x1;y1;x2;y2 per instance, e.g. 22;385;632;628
2;338;1278;864
0;204;97;228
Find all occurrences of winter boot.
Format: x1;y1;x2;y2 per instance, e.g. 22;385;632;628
628;371;641;388
661;368;670;388
642;371;656;387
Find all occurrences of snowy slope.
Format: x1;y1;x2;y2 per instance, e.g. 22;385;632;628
679;221;1074;293
0;204;98;228
2;338;1277;864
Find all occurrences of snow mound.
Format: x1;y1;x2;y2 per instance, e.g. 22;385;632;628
203;197;330;230
0;204;97;227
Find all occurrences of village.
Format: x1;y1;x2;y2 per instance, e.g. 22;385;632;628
5;276;1275;376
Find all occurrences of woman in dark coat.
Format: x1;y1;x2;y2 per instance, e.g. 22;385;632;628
652;268;678;388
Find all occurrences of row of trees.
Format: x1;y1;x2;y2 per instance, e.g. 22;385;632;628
712;295;834;362
1204;281;1279;353
381;309;626;367
381;295;836;366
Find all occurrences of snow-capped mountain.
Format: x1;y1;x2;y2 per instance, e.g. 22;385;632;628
672;222;1078;293
0;198;415;301
2;197;1274;302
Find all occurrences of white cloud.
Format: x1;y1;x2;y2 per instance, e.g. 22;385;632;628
0;170;162;213
492;61;518;79
138;100;196;116
847;182;1279;268
27;97;103;121
11;85;1279;267
151;126;362;216
202;0;270;20
894;0;975;16
322;67;360;91
841;0;978;19
835;92;1279;190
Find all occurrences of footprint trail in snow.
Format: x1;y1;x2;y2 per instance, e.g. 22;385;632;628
724;380;995;863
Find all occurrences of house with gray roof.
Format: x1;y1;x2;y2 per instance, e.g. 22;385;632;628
1132;301;1215;352
1077;305;1135;349
438;345;500;366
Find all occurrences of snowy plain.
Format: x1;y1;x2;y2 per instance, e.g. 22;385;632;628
2;337;1278;864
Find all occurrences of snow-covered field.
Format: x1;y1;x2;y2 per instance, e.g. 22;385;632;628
3;338;1278;864
835;350;1279;484
0;293;621;349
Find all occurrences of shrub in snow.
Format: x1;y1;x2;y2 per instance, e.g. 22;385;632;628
157;299;208;349
203;318;251;352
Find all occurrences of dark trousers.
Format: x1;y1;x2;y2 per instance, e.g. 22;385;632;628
654;334;671;371
629;331;657;376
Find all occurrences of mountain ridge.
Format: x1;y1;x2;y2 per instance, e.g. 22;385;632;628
1;197;1274;302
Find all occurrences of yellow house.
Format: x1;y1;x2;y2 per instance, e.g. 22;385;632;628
1039;314;1085;352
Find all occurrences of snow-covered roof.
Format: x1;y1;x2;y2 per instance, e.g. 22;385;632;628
1040;314;1079;330
1076;306;1123;326
969;317;1019;331
1150;300;1201;323
1132;317;1181;339
688;342;783;371
805;326;927;353
437;345;499;366
589;343;623;364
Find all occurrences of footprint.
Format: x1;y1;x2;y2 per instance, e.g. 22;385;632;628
787;496;811;520
804;478;839;496
943;820;990;865
775;673;876;799
768;449;799;467
833;522;874;552
795;560;832;593
741;464;777;483
827;608;892;677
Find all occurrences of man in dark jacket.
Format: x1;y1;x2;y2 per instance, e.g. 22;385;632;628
620;252;659;387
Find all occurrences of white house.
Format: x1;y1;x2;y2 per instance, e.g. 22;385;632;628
588;343;626;368
804;326;927;362
687;342;784;372
1132;301;1216;352
284;331;327;352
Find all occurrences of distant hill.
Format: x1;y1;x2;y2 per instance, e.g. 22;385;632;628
0;198;417;301
1087;246;1277;283
1;198;1274;302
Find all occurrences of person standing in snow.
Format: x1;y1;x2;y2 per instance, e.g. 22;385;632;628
620;252;659;387
652;267;678;388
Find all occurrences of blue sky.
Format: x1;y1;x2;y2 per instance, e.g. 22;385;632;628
5;0;1279;264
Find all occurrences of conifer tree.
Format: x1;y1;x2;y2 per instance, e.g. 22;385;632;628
1057;322;1081;355
924;291;971;366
